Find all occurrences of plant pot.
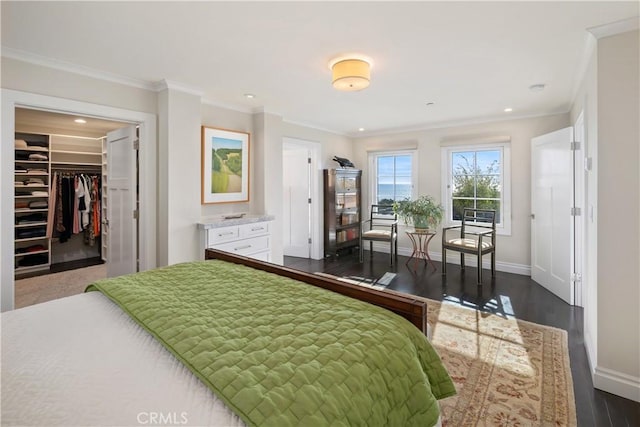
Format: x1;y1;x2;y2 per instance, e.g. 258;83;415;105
412;215;430;232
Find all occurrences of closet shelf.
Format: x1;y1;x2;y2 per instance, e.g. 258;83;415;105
15;195;49;199
15;172;49;176
15;208;48;213
51;161;101;166
50;149;101;155
14;250;49;257
15;264;50;273
15;236;48;243
15;222;48;228
15;147;49;152
15;160;49;164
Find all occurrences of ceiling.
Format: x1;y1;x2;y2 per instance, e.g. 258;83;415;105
2;2;638;136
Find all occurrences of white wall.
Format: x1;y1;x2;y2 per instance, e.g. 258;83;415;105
1;57;157;114
157;86;203;265
594;30;640;400
351;114;569;271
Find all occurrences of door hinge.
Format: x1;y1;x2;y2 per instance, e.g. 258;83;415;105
570;141;580;151
570;207;581;216
133;138;140;150
571;273;582;283
133;209;139;220
308;198;312;204
308;237;312;244
308;157;312;164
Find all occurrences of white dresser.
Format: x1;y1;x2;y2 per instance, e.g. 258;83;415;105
198;215;274;262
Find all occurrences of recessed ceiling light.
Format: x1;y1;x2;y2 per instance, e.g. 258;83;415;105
244;93;256;99
358;128;365;132
425;102;435;107
529;83;546;92
74;118;87;124
504;108;513;113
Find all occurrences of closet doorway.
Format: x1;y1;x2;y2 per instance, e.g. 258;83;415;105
13;108;137;308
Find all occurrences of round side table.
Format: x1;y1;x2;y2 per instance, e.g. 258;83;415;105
405;230;437;270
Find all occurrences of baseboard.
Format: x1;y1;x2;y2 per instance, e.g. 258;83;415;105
593;366;640;402
369;243;531;276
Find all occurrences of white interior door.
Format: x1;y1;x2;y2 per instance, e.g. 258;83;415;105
531;127;574;304
106;125;137;277
283;144;311;258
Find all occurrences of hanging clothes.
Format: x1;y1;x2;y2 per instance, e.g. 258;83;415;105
52;172;101;244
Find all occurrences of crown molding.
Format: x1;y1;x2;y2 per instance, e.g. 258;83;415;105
588;16;639;39
353;109;571;139
2;46;157;91
282;118;348;137
154;79;204;97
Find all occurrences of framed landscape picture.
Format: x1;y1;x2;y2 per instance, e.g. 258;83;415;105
201;126;250;204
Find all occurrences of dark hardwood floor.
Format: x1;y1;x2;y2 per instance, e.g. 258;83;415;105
284;250;640;427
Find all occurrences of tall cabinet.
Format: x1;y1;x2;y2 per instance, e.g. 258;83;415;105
323;168;362;257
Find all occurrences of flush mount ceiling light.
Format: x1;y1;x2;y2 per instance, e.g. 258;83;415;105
329;55;372;91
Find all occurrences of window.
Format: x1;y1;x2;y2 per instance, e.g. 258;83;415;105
442;143;511;234
368;151;416;206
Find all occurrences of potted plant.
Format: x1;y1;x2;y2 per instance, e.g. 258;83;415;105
393;195;444;231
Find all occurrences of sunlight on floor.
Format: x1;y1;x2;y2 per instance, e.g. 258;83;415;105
430;299;535;379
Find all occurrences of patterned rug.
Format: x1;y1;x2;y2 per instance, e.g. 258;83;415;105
425;298;577;426
312;273;577;426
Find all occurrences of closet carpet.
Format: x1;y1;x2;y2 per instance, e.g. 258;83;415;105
14;264;106;309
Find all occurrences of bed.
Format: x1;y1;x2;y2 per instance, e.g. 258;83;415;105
2;249;454;426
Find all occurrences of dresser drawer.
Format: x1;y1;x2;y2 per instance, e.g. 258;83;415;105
239;221;269;238
211;235;269;256
207;225;240;246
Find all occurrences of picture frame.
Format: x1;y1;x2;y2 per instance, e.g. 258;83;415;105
201;126;250;204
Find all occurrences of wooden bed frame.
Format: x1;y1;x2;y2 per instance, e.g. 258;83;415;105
205;249;427;334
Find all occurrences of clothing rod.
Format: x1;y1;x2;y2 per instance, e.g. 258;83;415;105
52;165;101;171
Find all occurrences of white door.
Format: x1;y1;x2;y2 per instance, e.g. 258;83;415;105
531;127;574;304
106;125;137;277
283;144;311;258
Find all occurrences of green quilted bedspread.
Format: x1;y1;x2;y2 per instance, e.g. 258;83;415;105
86;260;455;426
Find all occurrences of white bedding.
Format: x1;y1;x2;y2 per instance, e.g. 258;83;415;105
2;291;442;427
1;292;245;426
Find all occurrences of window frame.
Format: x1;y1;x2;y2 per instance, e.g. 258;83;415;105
368;150;418;212
441;142;511;235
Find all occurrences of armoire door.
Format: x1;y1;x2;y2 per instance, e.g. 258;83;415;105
106;125;137;277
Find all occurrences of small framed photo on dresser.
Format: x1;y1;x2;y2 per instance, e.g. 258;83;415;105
201;126;250;204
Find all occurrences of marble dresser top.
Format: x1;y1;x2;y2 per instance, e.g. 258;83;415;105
197;214;275;229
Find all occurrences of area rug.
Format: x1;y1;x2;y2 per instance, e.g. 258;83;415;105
313;273;577;426
426;298;576;426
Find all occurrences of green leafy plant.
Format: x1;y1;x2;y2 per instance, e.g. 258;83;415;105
393;195;444;231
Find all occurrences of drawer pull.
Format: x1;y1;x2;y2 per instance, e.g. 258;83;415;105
218;231;235;237
251;227;264;231
234;244;252;251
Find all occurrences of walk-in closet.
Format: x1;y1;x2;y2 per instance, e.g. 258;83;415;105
14;108;129;308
